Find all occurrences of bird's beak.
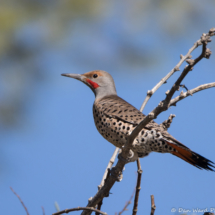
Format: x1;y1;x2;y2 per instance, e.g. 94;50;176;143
61;73;86;82
61;73;98;91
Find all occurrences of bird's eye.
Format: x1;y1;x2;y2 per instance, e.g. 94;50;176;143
93;74;98;78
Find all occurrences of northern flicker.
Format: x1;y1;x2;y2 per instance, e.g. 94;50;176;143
62;70;215;171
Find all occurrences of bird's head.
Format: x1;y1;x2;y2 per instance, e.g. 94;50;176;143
61;70;117;100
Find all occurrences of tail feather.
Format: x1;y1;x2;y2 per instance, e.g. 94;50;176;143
165;141;215;171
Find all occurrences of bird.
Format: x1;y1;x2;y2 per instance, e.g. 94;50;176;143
62;70;215;171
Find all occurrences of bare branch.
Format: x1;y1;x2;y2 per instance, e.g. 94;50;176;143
127;29;214;149
170;83;215;106
164;44;207;105
98;147;119;190
10;187;30;215
132;159;143;215
160;114;176;130
52;207;107;215
81;151;132;215
150;195;156;215
140;28;214;113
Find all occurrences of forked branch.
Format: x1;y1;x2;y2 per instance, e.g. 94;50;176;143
127;28;215;148
140;27;215;112
170;83;215;106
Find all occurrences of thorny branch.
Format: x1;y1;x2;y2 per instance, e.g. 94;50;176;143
79;28;215;215
10;187;30;215
52;207;107;215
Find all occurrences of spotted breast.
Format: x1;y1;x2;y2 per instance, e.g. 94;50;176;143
93;95;175;157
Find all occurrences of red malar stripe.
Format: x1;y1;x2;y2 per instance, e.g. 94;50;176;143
86;79;99;89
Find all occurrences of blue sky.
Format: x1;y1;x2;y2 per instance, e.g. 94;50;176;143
0;1;215;215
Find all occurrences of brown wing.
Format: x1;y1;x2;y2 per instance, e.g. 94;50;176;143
95;95;187;145
95;95;145;124
95;95;160;127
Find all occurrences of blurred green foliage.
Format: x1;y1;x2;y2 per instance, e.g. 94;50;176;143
0;0;214;127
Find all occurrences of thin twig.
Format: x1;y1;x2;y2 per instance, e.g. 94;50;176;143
10;187;30;215
150;195;156;215
164;30;214;107
80;28;215;215
170;83;215;106
140;27;214;113
132;159;143;215
98;147;119;190
42;206;45;215
118;189;135;215
52;207;107;215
